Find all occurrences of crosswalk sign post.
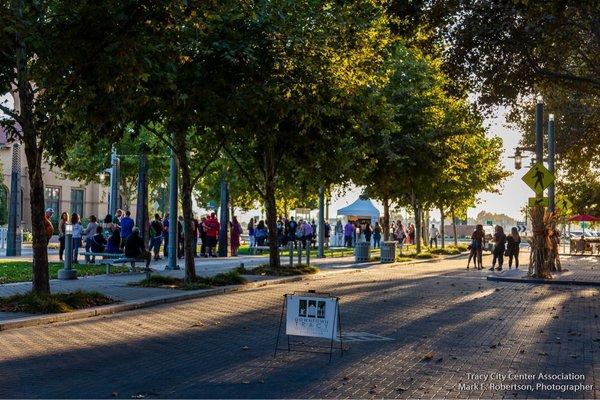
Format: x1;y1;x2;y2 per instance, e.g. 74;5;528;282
556;196;573;214
528;197;549;207
522;162;555;196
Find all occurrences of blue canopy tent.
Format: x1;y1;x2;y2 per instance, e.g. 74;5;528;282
336;198;380;224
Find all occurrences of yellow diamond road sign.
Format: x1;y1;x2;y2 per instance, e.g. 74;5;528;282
522;162;555;195
528;197;548;207
556;197;573;212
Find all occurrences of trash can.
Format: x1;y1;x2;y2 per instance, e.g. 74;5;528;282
355;241;371;262
380;241;396;263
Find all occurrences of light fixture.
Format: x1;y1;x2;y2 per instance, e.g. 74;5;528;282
549;113;555;122
65;223;73;235
537;95;543;104
514;153;522;170
99;172;106;183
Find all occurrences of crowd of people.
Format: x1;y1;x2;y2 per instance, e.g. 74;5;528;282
466;224;521;271
246;216;330;251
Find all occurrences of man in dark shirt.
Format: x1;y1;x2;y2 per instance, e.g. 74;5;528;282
89;226;107;263
124;227;151;270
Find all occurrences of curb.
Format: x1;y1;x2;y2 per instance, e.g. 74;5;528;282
486;275;600;287
0;252;462;332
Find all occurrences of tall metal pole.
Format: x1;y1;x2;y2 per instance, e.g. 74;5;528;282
317;186;325;258
136;144;149;244
535;97;544;165
58;225;77;279
166;139;180;270
109;144;120;216
218;179;229;257
548;114;556;213
6;143;22;256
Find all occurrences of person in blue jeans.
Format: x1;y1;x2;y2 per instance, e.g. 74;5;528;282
119;210;135;248
373;222;382;248
70;213;83;263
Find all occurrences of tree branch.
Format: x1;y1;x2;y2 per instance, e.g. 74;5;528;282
190;139;226;187
223;144;266;199
144;124;177;153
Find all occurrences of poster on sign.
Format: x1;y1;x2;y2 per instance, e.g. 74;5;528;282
286;295;338;339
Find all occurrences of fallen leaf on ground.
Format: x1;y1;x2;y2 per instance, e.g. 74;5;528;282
242;346;250;350
421;352;433;361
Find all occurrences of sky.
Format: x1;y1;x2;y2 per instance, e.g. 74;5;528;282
317;106;529;223
1;94;530;222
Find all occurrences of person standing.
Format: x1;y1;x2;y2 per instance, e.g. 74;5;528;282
70;213;83;263
287;217;298;247
247;218;256;248
230;216;242;256
335;220;343;246
82;215;98;263
408;223;416;245
343;220;354;247
324;221;331;248
373;222;382;248
199;216;207;256
58;212;69;261
364;222;373;245
429;224;439;248
204;212;220;257
162;213;170;258
192;215;200;257
302;220;314;249
177;215;184;259
149;214;164;261
44;208;55;245
120;210;135;248
506;227;521;269
471;224;485;270
490;225;507;271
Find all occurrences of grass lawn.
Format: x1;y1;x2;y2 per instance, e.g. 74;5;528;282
0;261;130;284
0;290;116;313
237;244;380;258
130;270;247;290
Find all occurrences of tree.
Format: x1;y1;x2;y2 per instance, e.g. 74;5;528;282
225;0;392;268
433;0;600;105
0;1;164;293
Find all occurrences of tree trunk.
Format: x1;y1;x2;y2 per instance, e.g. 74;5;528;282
14;0;50;294
440;206;445;249
423;209;430;246
264;144;280;268
451;206;458;246
382;197;390;241
414;204;422;254
26;143;51;294
175;135;197;282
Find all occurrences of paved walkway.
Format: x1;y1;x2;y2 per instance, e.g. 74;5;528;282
0;254;599;398
0;252;376;322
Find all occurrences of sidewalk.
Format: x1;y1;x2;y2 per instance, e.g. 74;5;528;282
0;252;378;325
487;252;600;286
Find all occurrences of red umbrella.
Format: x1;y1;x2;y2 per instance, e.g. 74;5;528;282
568;214;600;222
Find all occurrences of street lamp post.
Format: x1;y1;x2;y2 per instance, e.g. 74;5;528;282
109;144;120;217
166;138;180;270
58;223;77;279
135;144;149;244
548;114;556;213
6;143;22;256
535;96;544;166
317;186;325;258
218;179;229;257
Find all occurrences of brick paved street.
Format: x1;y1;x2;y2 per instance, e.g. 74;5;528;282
0;254;599;399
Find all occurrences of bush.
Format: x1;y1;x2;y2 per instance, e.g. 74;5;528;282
237;263;319;276
0;290;116;314
414;253;436;259
22;230;33;243
430;248;460;255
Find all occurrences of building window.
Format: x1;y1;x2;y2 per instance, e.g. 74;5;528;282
71;189;84;216
44;187;60;214
45;186;60;228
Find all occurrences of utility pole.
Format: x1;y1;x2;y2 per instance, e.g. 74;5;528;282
548;114;556;213
218;179;229;257
166;136;180;270
136;143;149;244
6;143;21;256
317;186;325;258
109;144;120;216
